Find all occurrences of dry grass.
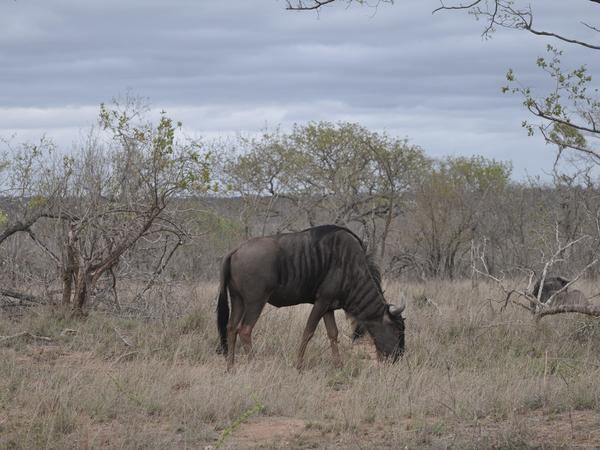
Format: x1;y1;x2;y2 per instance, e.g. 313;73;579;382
2;279;600;449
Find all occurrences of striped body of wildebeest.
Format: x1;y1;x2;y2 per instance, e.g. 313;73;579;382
217;225;405;370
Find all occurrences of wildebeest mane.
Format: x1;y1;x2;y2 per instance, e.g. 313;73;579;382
314;226;385;342
351;251;384;342
302;224;367;250
366;252;383;295
310;225;383;294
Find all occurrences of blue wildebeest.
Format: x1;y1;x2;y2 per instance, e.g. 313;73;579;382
531;276;589;309
217;225;405;370
532;276;570;303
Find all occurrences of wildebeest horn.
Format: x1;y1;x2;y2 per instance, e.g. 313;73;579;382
388;304;405;316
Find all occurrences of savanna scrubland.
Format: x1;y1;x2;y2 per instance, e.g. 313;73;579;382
2;96;600;448
2;3;600;445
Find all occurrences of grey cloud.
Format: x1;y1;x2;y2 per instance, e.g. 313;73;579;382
0;0;597;178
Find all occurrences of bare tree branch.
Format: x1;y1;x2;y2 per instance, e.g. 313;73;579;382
581;21;600;33
0;331;52;343
433;0;600;50
537;303;600;318
133;237;183;303
525;27;600;51
286;0;393;10
27;229;60;266
286;0;337;10
0;288;46;304
0;214;43;246
0;211;75;246
432;1;483;14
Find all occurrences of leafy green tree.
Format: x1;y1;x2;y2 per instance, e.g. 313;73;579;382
0;98;213;314
503;45;598;166
0;137;71;298
224;122;429;256
412;156;511;279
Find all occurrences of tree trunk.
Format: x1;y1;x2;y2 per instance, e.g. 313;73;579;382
61;236;75;305
71;266;88;316
72;268;99;316
379;199;393;260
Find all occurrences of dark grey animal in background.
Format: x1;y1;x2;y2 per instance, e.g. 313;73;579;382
217;225;405;370
531;276;589;308
532;276;570;303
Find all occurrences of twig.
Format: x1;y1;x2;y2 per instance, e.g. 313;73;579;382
424;296;442;315
133;238;183;303
27;229;61;267
114;351;140;364
60;328;78;336
475;321;534;329
286;0;338;11
112;326;133;347
472;265;531;310
0;331;52;343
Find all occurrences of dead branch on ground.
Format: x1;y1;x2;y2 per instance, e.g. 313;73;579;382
0;331;52;343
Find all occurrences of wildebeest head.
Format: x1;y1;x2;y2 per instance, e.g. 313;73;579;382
364;303;405;362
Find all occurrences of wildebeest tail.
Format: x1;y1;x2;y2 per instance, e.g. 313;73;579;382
217;252;232;354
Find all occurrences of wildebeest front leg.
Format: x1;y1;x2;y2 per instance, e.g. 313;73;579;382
296;301;329;370
322;310;342;368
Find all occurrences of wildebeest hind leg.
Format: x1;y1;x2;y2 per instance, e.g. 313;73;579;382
226;294;244;371
323;311;342;368
238;299;267;362
296;301;329;371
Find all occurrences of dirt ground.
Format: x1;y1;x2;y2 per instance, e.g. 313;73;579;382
217;410;600;449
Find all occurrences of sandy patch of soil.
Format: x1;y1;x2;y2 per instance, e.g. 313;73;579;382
223;416;315;449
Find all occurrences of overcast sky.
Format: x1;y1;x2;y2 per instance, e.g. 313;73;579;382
1;0;598;179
